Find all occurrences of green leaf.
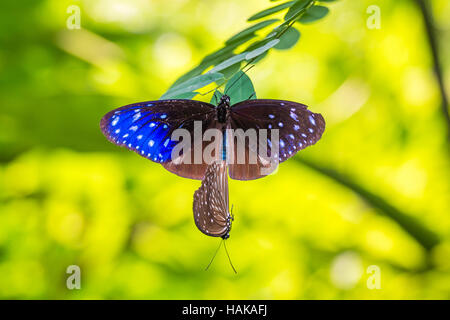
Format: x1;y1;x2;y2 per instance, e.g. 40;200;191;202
166;92;198;100
170;34;256;89
161;72;224;99
245;39;280;60
248;1;295;21
269;22;290;39
210;90;224;105
202;33;255;64
201;48;235;65
169;63;210;89
208;53;247;74
253;51;268;63
284;0;311;20
298;5;329;23
220;62;243;79
274;27;301;50
243;40;268;63
225;71;256;105
225;19;278;45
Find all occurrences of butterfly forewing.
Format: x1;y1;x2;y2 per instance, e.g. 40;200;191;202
163;119;224;180
100;99;216;167
228;99;325;180
193;161;231;238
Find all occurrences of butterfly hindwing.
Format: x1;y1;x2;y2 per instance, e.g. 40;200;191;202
100;100;216;164
193;161;231;238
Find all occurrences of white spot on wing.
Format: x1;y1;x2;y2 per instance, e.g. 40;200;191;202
132;113;141;122
290;112;298;121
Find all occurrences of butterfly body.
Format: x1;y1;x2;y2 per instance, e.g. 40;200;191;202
216;95;231;123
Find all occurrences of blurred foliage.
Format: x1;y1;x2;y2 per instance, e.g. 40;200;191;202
0;0;450;299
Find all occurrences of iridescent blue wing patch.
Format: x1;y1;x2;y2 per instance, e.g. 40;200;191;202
100;100;216;164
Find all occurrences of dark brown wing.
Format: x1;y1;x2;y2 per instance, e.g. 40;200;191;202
193;161;231;237
228;99;325;180
225;124;276;180
100;99;216;168
163;120;225;180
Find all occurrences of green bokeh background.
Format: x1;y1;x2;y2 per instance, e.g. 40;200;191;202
1;0;450;299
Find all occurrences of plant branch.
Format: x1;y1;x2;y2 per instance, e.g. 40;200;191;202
296;157;440;252
415;0;450;144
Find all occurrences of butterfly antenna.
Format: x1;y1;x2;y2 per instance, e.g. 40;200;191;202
205;240;223;271
224;65;255;95
223;240;237;274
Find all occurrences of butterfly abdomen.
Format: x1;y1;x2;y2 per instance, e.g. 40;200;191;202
222;130;227;161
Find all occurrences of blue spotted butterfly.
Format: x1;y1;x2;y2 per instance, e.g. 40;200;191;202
100;95;325;180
